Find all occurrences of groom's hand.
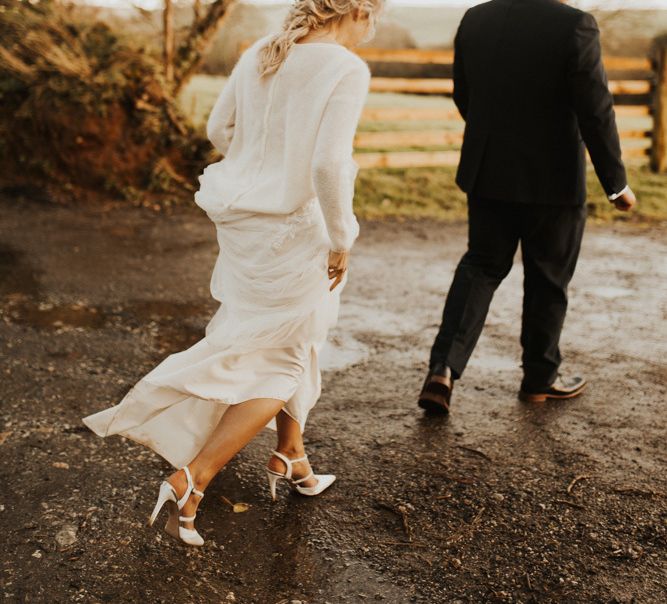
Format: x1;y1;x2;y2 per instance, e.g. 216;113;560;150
613;187;637;212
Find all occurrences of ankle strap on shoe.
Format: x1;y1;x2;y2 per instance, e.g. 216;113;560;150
271;450;308;480
184;466;205;497
176;466;204;509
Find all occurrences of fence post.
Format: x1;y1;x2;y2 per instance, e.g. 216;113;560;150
651;44;667;173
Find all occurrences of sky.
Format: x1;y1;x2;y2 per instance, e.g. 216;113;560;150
87;0;667;9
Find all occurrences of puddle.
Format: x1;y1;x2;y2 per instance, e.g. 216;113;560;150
4;299;211;329
11;302;108;329
587;286;634;299
3;297;211;356
340;300;423;336
467;350;517;371
320;332;369;371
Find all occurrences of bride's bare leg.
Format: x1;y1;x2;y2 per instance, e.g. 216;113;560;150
166;397;285;526
267;410;318;487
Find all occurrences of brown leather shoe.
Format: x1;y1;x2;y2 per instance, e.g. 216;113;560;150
519;375;587;403
418;363;453;414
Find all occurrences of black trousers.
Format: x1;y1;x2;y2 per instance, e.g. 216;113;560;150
429;195;587;391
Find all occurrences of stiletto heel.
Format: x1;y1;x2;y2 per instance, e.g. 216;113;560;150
148;481;178;527
267;470;281;501
266;450;335;501
148;465;205;546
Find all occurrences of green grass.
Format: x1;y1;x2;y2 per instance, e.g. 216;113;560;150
586;166;667;222
181;75;667;223
355;166;467;221
178;74;227;128
358;120;461;133
354;165;667;223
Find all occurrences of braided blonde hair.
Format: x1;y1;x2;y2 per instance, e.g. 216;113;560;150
258;0;381;78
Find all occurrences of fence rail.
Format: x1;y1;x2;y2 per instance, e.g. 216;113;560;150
367;77;652;98
353;47;653;72
360;105;650;122
349;46;661;170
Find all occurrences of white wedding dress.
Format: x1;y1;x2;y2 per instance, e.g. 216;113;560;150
82;36;371;469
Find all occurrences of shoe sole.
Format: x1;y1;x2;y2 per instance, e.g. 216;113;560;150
518;383;587;403
418;395;450;415
162;501;204;547
418;370;453;415
163;500;180;539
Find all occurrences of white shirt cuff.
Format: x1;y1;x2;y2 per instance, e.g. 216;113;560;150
608;185;629;201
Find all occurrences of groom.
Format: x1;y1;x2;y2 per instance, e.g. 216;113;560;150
418;0;637;414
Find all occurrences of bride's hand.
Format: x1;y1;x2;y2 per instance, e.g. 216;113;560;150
328;250;349;291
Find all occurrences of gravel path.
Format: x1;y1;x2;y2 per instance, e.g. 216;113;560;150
1;199;666;603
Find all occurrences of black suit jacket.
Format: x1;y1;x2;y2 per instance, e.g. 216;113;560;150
453;0;627;205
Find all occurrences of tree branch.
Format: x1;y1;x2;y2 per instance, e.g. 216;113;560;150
172;0;237;95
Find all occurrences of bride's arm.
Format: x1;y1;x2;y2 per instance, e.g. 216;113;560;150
311;62;371;253
206;61;241;156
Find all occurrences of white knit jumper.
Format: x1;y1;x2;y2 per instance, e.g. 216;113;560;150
194;34;372;252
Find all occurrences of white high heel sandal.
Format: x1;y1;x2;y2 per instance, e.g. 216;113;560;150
148;465;205;547
266;450;336;501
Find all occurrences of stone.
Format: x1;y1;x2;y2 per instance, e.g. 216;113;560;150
55;525;78;550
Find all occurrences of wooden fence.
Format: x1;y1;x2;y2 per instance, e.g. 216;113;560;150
350;47;663;171
654;46;667;172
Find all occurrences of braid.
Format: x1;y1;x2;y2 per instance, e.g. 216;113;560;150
257;0;381;78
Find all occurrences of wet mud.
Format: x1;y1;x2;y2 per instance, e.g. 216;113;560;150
1;198;665;603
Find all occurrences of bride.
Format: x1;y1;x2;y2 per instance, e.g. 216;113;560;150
82;0;382;546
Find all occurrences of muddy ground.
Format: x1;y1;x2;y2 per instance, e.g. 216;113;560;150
1;197;666;604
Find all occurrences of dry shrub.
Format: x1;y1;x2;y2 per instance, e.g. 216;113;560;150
0;0;210;204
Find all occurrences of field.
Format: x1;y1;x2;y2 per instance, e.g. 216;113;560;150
179;75;667;223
